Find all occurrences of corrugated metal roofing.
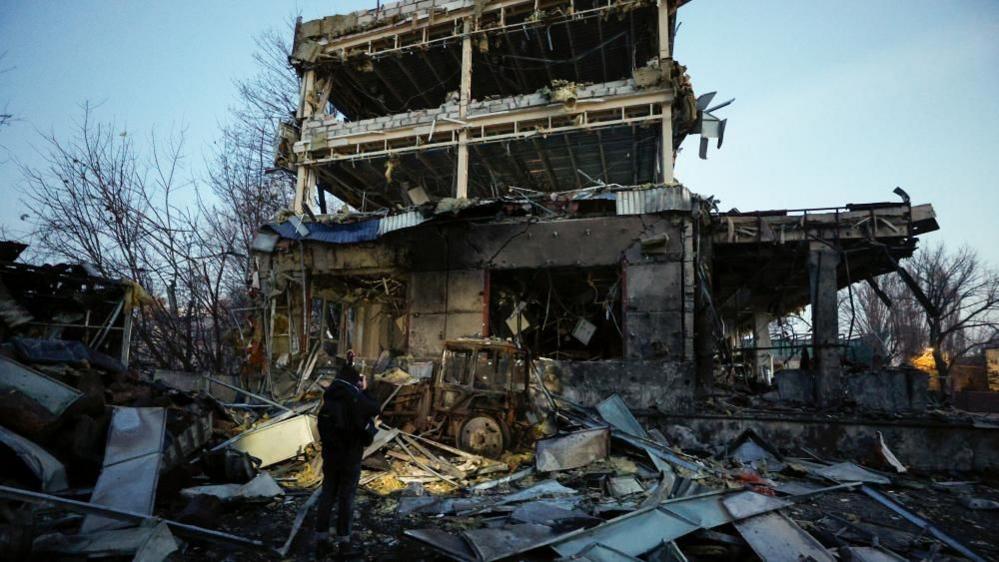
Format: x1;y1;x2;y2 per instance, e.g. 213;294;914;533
378;211;426;235
616;187;692;215
266;218;381;245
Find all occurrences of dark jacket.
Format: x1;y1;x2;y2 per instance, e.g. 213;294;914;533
317;379;380;461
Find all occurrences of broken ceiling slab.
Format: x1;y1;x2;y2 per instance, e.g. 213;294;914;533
732;511;835;562
0;424;68;492
82;407;167;533
536;427;610;472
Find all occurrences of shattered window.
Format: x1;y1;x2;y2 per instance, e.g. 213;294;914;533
473;349;502;390
512;356;526;387
443;349;472;385
495;353;512;390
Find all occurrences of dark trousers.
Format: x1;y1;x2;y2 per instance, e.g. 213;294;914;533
316;447;362;538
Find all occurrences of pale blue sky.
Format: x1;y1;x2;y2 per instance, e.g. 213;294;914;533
1;1;997;263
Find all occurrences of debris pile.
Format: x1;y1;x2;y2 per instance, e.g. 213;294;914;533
3;335;998;562
394;392;998;562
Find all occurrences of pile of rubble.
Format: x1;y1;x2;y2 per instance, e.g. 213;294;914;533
389;392;998;561
2;342;997;561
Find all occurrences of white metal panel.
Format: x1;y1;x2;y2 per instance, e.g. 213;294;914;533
227;414;319;467
378;211;426;235
615;186;692;215
82;407;167;533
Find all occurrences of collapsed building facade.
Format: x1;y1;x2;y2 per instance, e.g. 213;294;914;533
257;0;940;415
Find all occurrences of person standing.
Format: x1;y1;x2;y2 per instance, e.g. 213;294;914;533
315;352;379;557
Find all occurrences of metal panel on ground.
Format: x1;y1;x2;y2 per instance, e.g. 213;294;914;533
535;427;610;471
551;491;786;559
595;394;648;439
461;523;555;562
226;414;319;467
82;407;167;533
0;425;68;492
732;511;834;562
0;354;82;415
572;543;644;562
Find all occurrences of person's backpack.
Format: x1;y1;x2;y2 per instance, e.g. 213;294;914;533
320;394;350;436
319;379;378;447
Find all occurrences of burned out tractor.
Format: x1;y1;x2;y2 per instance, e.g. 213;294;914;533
374;338;533;458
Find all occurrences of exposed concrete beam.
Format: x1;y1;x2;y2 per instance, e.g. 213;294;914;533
456;20;473;199
296;86;672;164
297;0;651;61
713;204;938;244
658;0;674;185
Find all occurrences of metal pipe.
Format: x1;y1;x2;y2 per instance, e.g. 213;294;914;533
0;484;268;551
203;375;293;413
860;485;986;562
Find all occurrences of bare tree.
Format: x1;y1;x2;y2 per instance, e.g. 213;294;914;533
840;273;926;366
903;243;999;388
0;52;12;129
206;28;298;298
17;27;307;375
20;105;239;373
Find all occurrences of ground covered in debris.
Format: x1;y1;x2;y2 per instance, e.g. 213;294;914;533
4;340;999;562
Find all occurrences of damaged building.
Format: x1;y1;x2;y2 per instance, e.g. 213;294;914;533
257;0;950;441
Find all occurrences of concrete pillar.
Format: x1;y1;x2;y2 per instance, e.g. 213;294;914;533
752;312;773;385
657;0;674;185
808;242;842;407
455;19;472;199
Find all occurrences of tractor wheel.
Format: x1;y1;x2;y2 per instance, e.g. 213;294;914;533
457;415;507;458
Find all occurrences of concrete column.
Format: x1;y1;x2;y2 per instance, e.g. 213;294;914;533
752;312;773;385
657;0;674;185
808;242;842;407
294;69;318;214
455;19;473;199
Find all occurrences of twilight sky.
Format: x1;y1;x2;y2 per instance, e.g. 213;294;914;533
1;0;997;263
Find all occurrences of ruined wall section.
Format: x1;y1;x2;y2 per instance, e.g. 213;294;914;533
408;269;486;358
558;360;696;411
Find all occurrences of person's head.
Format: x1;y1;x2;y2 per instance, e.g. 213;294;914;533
337;361;361;387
